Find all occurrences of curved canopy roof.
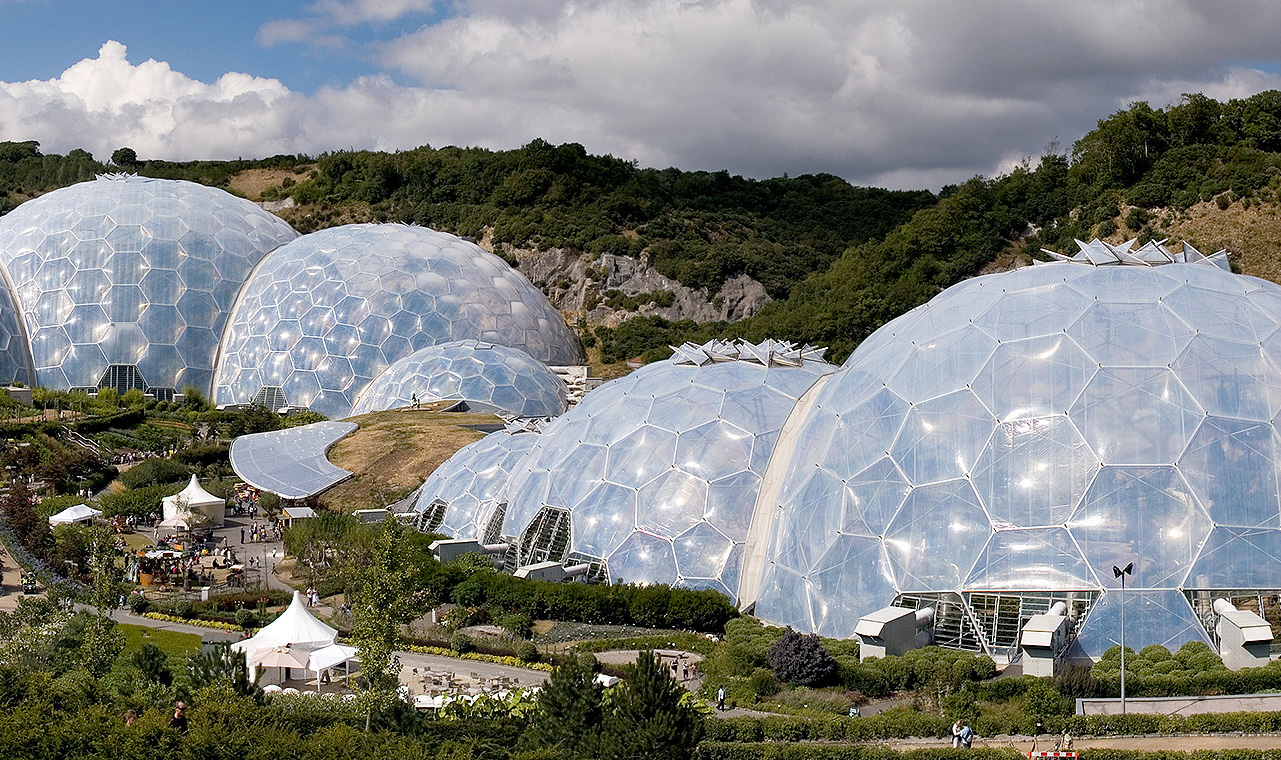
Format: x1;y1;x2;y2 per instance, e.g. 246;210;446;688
229;420;358;499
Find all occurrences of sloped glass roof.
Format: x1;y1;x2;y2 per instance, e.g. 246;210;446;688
229;420;358;499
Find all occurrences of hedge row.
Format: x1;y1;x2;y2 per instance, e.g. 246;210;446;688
703;710;1281;743
695;743;1281;760
695;743;1017;760
439;568;739;633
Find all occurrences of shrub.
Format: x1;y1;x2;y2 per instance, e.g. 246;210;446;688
174;599;194;619
127;592;149;614
749;668;780;699
516;641;539;663
499;612;533;639
450;632;475;653
235;607;258;630
767;629;836;687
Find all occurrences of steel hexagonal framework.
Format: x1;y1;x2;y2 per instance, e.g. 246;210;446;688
0;175;297;392
756;245;1281;655
350;340;568;418
501;340;834;600
213;224;584;418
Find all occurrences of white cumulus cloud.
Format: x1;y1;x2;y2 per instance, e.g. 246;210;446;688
6;1;1281;189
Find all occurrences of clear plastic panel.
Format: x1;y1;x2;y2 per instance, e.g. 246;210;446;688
972;416;1098;528
636;468;709;536
1070;368;1203;464
841;456;910;536
786;467;847;573
603;425;678;488
1175;335;1281;421
1163;284;1274;343
569;481;636;558
673;522;735;581
964;528;1099;590
1178;417;1280;528
1072;588;1210;661
607;532;678;587
1067;301;1194;367
884;479;992;591
1185;527;1281;589
973;283;1091;340
675;420;754;481
704;470;762;539
754;564;815;631
1069;466;1211;588
821;387;909;480
888;324;997;402
1069;267;1181;303
890;390;996;483
808;534;896;638
973;334;1096;420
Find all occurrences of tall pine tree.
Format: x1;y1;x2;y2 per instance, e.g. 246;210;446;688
527;653;603;758
600;651;703;760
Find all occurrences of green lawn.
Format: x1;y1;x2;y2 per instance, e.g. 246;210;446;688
119;623;201;660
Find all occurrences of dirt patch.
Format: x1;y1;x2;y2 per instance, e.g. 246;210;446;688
226;166;314;202
321;408;497;511
1166;200;1281;283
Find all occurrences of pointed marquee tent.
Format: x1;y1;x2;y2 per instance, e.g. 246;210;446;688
161;474;226;527
233;591;353;686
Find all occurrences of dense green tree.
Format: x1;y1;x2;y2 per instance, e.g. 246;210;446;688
527;653;603;758
110;147;139;167
600;651;702;760
348;518;432;729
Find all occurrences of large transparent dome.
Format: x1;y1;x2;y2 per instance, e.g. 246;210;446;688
755;242;1281;658
502;340;833;600
410;423;542;542
351;340;568;418
213;224;584;418
0;175;297;393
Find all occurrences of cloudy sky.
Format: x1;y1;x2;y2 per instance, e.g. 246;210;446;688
2;0;1281;190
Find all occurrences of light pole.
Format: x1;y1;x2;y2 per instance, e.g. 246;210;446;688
1113;562;1133;715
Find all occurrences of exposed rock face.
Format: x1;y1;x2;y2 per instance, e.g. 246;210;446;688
483;236;770;327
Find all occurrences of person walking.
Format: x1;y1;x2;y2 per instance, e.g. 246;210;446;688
952;721;964;748
716;686;726;712
959;723;975;749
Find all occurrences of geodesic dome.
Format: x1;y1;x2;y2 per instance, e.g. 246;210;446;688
410;421;543;542
0;175;297;394
502;340;834;599
350;340;567;418
753;240;1281;658
212;224;584;418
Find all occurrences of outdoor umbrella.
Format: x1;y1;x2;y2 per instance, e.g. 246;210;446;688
250;646;312;669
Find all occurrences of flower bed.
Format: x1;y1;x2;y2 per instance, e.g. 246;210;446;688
403;644;554;672
142;611;241;631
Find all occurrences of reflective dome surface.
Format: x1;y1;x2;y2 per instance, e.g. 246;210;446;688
213;224;584;418
757;250;1281;657
351;340;567;418
410;425;541;541
502;340;833;599
0;175;297;392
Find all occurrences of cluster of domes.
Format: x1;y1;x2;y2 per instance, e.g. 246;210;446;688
0;177;582;415
415;241;1281;660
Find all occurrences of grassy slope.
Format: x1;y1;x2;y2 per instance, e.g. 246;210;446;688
119;623;201;659
321;407;497;512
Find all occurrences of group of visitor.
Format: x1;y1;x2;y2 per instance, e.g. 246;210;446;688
241;522;280;544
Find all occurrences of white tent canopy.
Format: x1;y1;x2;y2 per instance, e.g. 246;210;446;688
233;591;343;686
234;591;338;656
162;474;226;526
308;643;359;673
48;504;102;525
